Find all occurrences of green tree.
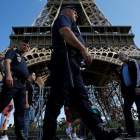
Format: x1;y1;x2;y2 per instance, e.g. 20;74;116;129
106;120;122;128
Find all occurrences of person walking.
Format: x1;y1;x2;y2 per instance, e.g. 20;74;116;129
0;100;13;140
42;6;123;140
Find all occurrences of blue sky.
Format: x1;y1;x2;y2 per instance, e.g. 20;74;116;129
0;0;140;124
0;0;140;53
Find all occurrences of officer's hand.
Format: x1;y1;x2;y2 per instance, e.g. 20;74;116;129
6;75;13;88
25;103;29;109
81;50;93;66
135;88;140;95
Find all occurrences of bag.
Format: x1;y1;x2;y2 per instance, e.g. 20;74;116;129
130;59;140;87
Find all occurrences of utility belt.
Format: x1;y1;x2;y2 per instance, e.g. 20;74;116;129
68;49;83;64
12;75;26;85
52;46;83;64
50;46;83;64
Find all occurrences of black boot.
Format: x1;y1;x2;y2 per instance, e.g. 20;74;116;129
95;124;124;140
106;126;124;140
96;124;111;135
121;134;137;139
52;136;60;140
42;134;60;140
14;130;28;140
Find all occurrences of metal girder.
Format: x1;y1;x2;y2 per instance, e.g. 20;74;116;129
0;0;139;122
31;0;112;26
31;0;64;26
80;0;112;25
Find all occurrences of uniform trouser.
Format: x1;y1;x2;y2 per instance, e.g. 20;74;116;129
80;121;89;137
0;79;26;131
42;54;101;139
123;86;140;136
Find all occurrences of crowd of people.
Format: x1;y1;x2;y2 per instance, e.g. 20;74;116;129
0;4;140;140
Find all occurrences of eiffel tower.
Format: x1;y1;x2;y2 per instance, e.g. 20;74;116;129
0;0;140;121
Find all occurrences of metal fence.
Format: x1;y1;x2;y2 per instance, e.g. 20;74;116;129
0;84;140;139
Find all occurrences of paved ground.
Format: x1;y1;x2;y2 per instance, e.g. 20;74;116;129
64;138;140;140
62;138;140;140
8;137;140;140
61;139;140;140
109;138;140;140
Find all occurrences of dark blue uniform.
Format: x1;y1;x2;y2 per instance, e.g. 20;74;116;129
42;14;101;139
0;48;29;132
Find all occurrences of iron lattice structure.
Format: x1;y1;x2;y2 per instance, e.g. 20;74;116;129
0;0;140;121
31;0;112;26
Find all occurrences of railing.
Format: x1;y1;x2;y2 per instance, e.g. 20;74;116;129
0;85;139;139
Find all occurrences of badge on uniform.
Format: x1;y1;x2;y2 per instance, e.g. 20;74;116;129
17;57;21;62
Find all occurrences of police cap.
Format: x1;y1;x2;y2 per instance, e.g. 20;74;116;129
21;39;30;45
61;5;79;12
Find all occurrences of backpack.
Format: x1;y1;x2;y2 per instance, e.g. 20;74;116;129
130;59;140;87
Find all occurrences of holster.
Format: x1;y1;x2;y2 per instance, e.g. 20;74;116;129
68;49;83;64
12;75;26;85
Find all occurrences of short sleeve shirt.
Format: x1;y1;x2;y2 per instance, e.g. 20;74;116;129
4;48;29;79
52;14;85;52
26;80;35;105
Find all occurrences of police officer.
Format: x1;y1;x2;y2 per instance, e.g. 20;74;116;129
0;39;30;140
42;5;123;140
